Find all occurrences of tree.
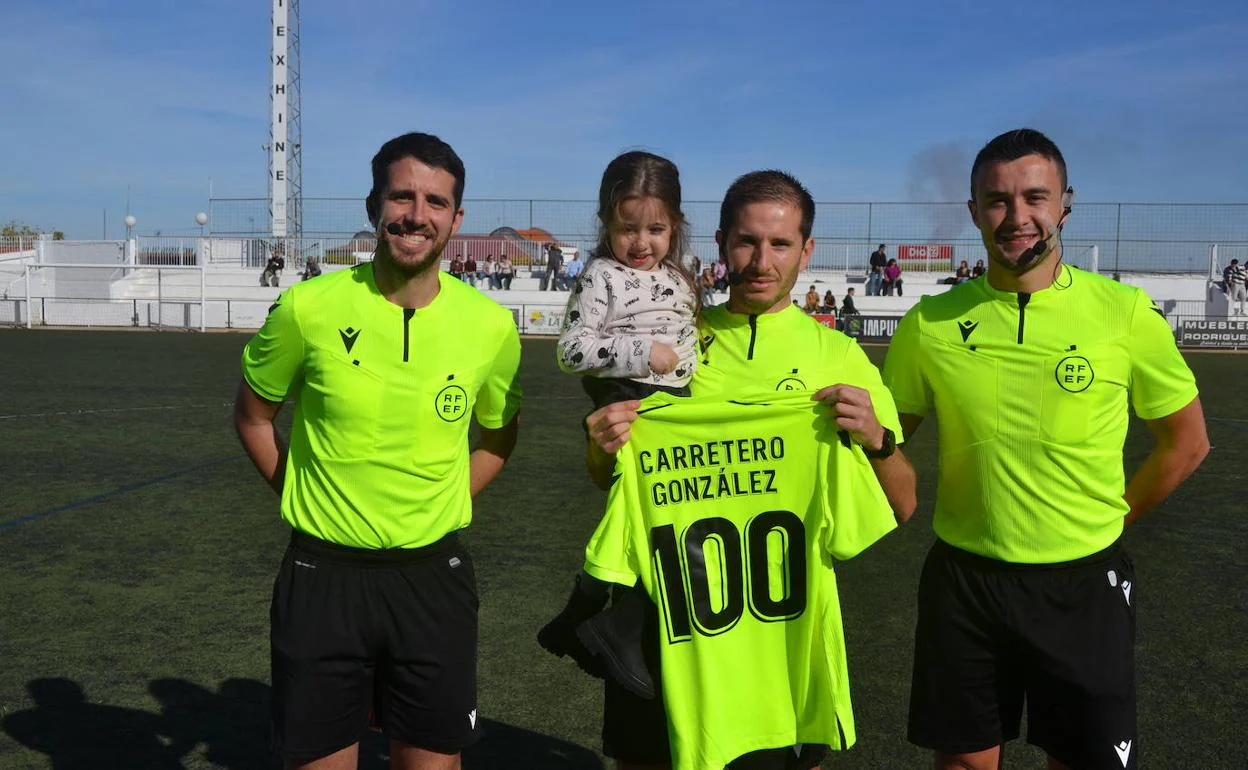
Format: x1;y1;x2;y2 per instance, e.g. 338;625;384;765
2;221;58;239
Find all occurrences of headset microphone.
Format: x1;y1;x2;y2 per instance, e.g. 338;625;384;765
1029;229;1052;260
385;222;403;236
1013;229;1052;271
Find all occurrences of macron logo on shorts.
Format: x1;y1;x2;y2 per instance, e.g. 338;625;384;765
1114;738;1132;767
468;708;477;729
1106;569;1132;606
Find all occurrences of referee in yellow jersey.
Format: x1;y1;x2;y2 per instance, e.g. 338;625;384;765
884;129;1209;770
234;132;522;770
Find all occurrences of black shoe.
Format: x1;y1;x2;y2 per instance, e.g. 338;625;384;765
537;575;610;677
575;589;655;700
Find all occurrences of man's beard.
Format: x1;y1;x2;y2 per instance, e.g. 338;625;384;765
376;227;449;277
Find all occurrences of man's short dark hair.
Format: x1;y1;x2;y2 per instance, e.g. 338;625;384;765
719;170;815;241
366;132;465;225
970;128;1067;199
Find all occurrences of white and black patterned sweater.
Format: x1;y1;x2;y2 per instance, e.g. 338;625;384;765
556;258;697;387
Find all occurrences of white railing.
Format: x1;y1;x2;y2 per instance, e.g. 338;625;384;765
2;262;206;332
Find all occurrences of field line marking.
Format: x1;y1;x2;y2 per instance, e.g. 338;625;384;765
0;453;248;533
0;403;233;421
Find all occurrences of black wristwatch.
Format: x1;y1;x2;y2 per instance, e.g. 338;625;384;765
863;427;896;460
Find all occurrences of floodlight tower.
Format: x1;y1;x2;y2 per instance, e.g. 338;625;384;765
269;0;303;240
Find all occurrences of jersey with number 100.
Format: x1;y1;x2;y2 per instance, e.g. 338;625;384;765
584;392;897;770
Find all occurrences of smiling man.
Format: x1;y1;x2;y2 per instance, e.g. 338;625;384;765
582;170;916;770
884;129;1209;770
233;132;522;770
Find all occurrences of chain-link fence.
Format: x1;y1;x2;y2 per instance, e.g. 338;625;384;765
208;198;1247;275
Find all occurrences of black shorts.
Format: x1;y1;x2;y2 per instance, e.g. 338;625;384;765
908;539;1137;769
601;586;828;770
270;530;480;762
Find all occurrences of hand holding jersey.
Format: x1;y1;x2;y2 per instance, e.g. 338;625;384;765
811;383;888;453
575;171;916;770
584;393;898;770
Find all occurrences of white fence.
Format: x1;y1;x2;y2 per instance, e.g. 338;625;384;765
0;263;206;331
0;236;1236;340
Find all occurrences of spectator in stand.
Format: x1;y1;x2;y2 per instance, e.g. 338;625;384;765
804;284;821;313
463;254;478;286
953;260;971;284
821;290;837;315
839;287;860;333
471;255;486;288
261;247;285;287
712;258;728;292
700;267;716;307
971;258;986;278
842;286;859;315
562;251;584;291
1226;258;1247;314
680;252;701;279
867;244;888;296
543;243;564;291
449;253;465;281
497;254;515;290
300;257;322;282
482;254;497;289
883;258;903;296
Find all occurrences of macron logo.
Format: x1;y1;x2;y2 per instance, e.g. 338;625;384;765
339;326;361;353
1114;739;1132;767
468;709;477;729
1108;570;1132;606
958;320;979;342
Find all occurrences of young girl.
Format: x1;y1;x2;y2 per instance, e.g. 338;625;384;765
540;150;698;691
555;150;699;407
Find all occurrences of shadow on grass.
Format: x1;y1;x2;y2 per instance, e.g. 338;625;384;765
3;677;602;770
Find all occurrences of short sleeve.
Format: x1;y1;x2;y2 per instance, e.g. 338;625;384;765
882;306;931;417
583;445;640;586
821;441;896;561
1125;290;1198;420
841;339;903;438
241;289;304;402
473;314;523;428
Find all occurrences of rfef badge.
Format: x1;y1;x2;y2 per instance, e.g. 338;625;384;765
1054;356;1094;392
436;384;469;422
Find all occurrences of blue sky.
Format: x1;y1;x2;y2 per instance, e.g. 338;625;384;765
1;0;1245;238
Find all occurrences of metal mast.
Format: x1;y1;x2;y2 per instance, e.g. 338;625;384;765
287;0;303;241
268;0;301;239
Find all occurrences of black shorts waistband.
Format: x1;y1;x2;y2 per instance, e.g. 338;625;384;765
932;537;1123;572
290;529;463;566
